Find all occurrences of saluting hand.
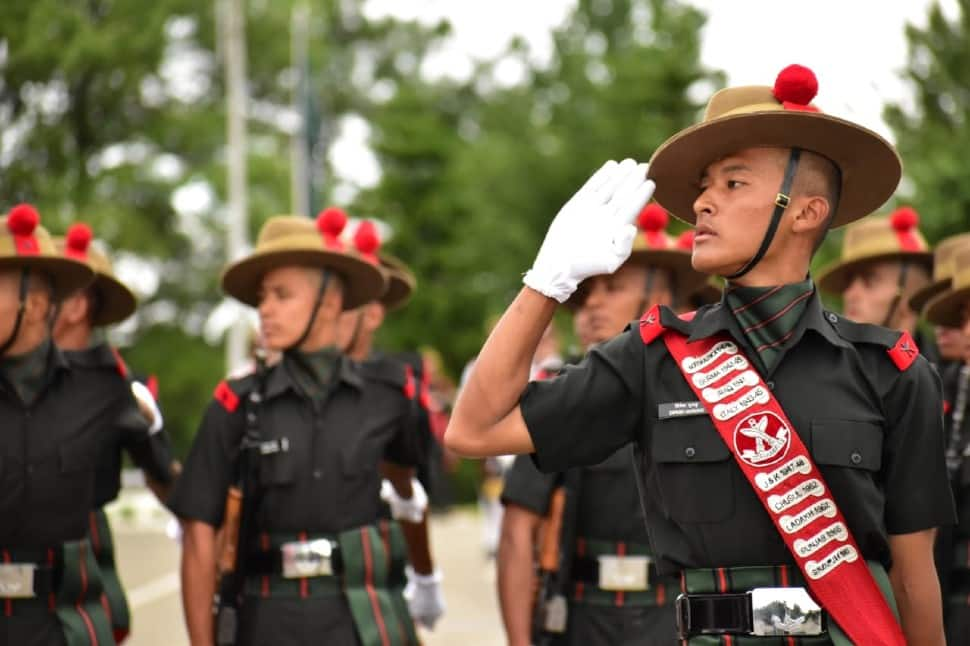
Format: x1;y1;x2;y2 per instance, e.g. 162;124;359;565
523;158;654;302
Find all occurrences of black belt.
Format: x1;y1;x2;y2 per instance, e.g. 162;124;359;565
676;593;751;637
245;545;344;576
570;555;660;586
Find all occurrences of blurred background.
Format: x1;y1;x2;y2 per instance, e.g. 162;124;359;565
3;0;970;643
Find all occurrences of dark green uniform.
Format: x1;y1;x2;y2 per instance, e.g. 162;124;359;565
520;292;954;643
0;340;119;646
502;449;678;645
169;350;424;646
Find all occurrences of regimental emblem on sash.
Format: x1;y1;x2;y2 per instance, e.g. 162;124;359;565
733;411;791;468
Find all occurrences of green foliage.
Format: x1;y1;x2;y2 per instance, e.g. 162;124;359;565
883;0;970;242
362;0;723;376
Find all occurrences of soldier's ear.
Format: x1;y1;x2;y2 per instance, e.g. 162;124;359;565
790;195;829;239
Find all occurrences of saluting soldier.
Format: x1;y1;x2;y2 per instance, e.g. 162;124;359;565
446;65;953;644
817;206;938;361
0;205;121;646
922;242;970;644
171;208;427;646
497;204;707;646
336;220;446;632
53;223;180;643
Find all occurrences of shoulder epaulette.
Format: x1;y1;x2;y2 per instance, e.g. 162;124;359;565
213;380;241;412
109;346;130;379
638;305;666;344
826;312;919;372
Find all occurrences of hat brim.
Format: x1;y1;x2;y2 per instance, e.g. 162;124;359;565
924;285;970;328
378;254;416;312
909;278;950;314
221;249;386;310
0;256;94;300
91;274;137;326
648;111;901;228
816;251;933;295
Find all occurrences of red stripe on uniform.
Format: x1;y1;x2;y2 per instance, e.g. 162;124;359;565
379;521;392;578
574;538;586;601
298;532;309;599
47;548;56;611
614;542;626;607
76;542;100;646
779;565;790;587
89;512;101;555
361;528;391;646
260;533;270;598
723;635;733;646
716;567;728;593
656;584;666;606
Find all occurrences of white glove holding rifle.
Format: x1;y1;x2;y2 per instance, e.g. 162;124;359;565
523;158;655;302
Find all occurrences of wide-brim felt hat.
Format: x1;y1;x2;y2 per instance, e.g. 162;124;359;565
0;206;94;300
378;253;416;311
910;233;970;313
817;208;933;295
221;211;387;310
55;225;137;326
648;65;901;228
925;247;970;328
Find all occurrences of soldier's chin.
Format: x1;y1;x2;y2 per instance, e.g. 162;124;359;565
691;247;732;276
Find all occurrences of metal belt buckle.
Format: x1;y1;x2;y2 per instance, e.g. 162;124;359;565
597;555;650;591
749;587;824;636
0;563;35;599
281;539;334;579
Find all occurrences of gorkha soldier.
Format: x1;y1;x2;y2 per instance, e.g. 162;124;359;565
498;204;707;646
171;208;426;646
0;204;122;646
910;233;970;368
336;220;445;632
818;206;938;361
923;243;970;643
446;65;953;644
53;223;180;643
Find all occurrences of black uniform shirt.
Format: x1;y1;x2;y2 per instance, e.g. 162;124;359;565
0;343;134;547
169;352;422;537
522;292;955;574
64;342;175;507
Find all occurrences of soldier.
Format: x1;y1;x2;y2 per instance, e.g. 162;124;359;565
52;223;180;643
910;233;970;368
171;208;427;646
336;220;445;632
817;206;937;361
445;64;952;644
498;203;709;646
0;204;123;645
923;243;970;643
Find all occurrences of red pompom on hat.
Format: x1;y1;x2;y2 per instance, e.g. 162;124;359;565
65;223;93;260
353;220;381;264
773;64;818;105
316;207;347;250
676;230;695;251
637;204;669;249
890;206;919;231
7;204;40;236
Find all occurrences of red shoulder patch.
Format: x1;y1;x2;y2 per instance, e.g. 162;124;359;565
638;305;666;344
944;400;952;415
146;375;159;400
110;346;129;379
214;380;240;412
403;364;416;399
887;331;919;372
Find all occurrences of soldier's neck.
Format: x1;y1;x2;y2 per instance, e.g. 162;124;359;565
53;322;93;351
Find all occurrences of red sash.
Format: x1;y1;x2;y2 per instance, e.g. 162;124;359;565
641;306;905;645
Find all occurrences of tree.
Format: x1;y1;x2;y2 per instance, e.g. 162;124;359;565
883;0;970;242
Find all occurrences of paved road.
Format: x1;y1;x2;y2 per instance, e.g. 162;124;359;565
109;490;505;646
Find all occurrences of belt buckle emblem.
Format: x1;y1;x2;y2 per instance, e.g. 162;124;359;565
281;539;333;579
597;555;650;591
0;563;35;599
749;587;824;636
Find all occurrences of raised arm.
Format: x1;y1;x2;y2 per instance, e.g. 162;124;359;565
445;159;653;458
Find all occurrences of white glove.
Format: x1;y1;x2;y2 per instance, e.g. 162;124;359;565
131;380;163;434
524;158;655;302
404;566;445;630
380;478;428;524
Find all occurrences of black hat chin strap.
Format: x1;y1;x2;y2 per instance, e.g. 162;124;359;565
0;268;31;357
881;261;911;329
288;270;332;352
724;148;802;281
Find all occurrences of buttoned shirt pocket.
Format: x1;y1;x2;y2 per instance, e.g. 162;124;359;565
651;416;734;523
810;420;883;471
58;431;100;475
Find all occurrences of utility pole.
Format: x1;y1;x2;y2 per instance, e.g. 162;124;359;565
222;0;249;373
290;4;311;217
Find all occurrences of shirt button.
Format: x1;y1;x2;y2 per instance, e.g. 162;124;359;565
685;447;696;459
827;313;838;324
767;381;775;390
850;452;862;465
313;469;323;479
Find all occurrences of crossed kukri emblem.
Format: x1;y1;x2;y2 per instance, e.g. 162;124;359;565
738;415;789;464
